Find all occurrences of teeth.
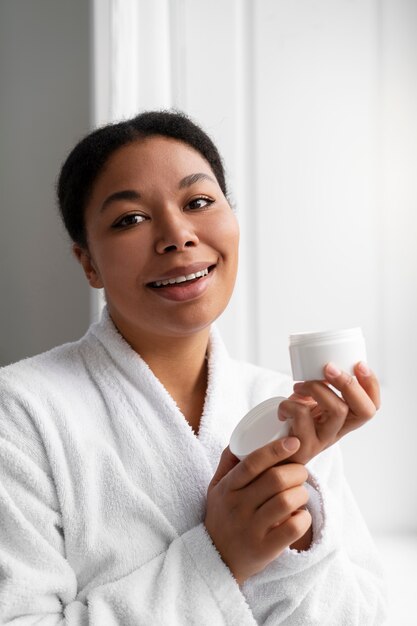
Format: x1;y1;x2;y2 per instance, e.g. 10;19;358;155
153;267;209;287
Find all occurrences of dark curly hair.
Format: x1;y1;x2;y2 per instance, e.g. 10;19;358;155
57;110;228;248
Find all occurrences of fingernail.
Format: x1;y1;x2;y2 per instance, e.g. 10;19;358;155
283;437;300;451
325;362;341;378
357;361;370;376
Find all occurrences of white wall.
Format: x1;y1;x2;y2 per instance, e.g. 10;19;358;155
0;0;91;366
94;0;417;534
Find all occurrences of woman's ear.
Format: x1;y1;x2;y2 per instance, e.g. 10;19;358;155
72;244;104;289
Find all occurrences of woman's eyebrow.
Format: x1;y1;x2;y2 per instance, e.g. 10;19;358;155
178;173;216;188
100;190;141;212
100;173;215;212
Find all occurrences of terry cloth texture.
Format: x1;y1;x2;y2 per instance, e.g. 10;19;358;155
0;308;387;625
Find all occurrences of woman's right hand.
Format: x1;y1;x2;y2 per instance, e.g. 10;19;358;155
204;437;312;585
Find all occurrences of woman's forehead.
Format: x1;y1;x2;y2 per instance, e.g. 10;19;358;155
102;136;212;179
87;136;218;205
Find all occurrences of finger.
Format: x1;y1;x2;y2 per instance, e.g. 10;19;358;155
323;363;377;419
291;379;354;442
256;484;310;530
294;369;375;420
209;446;241;490
292;379;348;420
293;379;346;409
245;463;309;510
262;508;312;555
279;400;317;442
354;361;381;410
287;391;317;405
279;394;317;421
228;437;300;491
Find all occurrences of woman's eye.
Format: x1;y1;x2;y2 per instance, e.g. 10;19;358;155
187;197;214;211
112;213;146;229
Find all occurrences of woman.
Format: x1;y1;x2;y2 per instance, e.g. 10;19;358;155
0;111;386;624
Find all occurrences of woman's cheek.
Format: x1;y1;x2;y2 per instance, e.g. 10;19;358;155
212;211;239;254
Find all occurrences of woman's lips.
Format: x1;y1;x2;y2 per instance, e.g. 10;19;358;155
147;266;215;302
150;267;209;288
147;262;216;286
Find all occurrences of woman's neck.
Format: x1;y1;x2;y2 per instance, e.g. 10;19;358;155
117;322;211;434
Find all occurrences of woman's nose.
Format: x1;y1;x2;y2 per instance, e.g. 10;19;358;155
154;213;199;254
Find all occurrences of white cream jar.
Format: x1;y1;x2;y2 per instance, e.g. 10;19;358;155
229;397;290;460
289;327;367;381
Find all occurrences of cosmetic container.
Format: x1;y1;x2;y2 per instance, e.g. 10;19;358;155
229;397;290;461
289;327;367;381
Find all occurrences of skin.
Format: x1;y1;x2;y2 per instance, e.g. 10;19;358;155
73;134;380;586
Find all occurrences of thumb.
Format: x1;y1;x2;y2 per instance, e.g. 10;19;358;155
209;446;240;490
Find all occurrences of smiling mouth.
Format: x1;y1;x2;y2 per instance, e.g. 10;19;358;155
148;264;216;288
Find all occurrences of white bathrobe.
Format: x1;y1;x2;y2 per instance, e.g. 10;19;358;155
0;308;386;625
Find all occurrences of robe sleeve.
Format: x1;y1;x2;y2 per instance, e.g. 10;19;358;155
0;434;256;625
240;446;388;625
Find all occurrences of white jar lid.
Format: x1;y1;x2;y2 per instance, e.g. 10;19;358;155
289;327;363;347
229;397;290;461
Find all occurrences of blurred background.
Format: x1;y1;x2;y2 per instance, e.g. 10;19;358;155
1;1;416;622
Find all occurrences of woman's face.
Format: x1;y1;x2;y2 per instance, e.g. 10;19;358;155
75;136;239;342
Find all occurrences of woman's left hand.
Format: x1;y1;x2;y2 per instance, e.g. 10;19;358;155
278;361;381;465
